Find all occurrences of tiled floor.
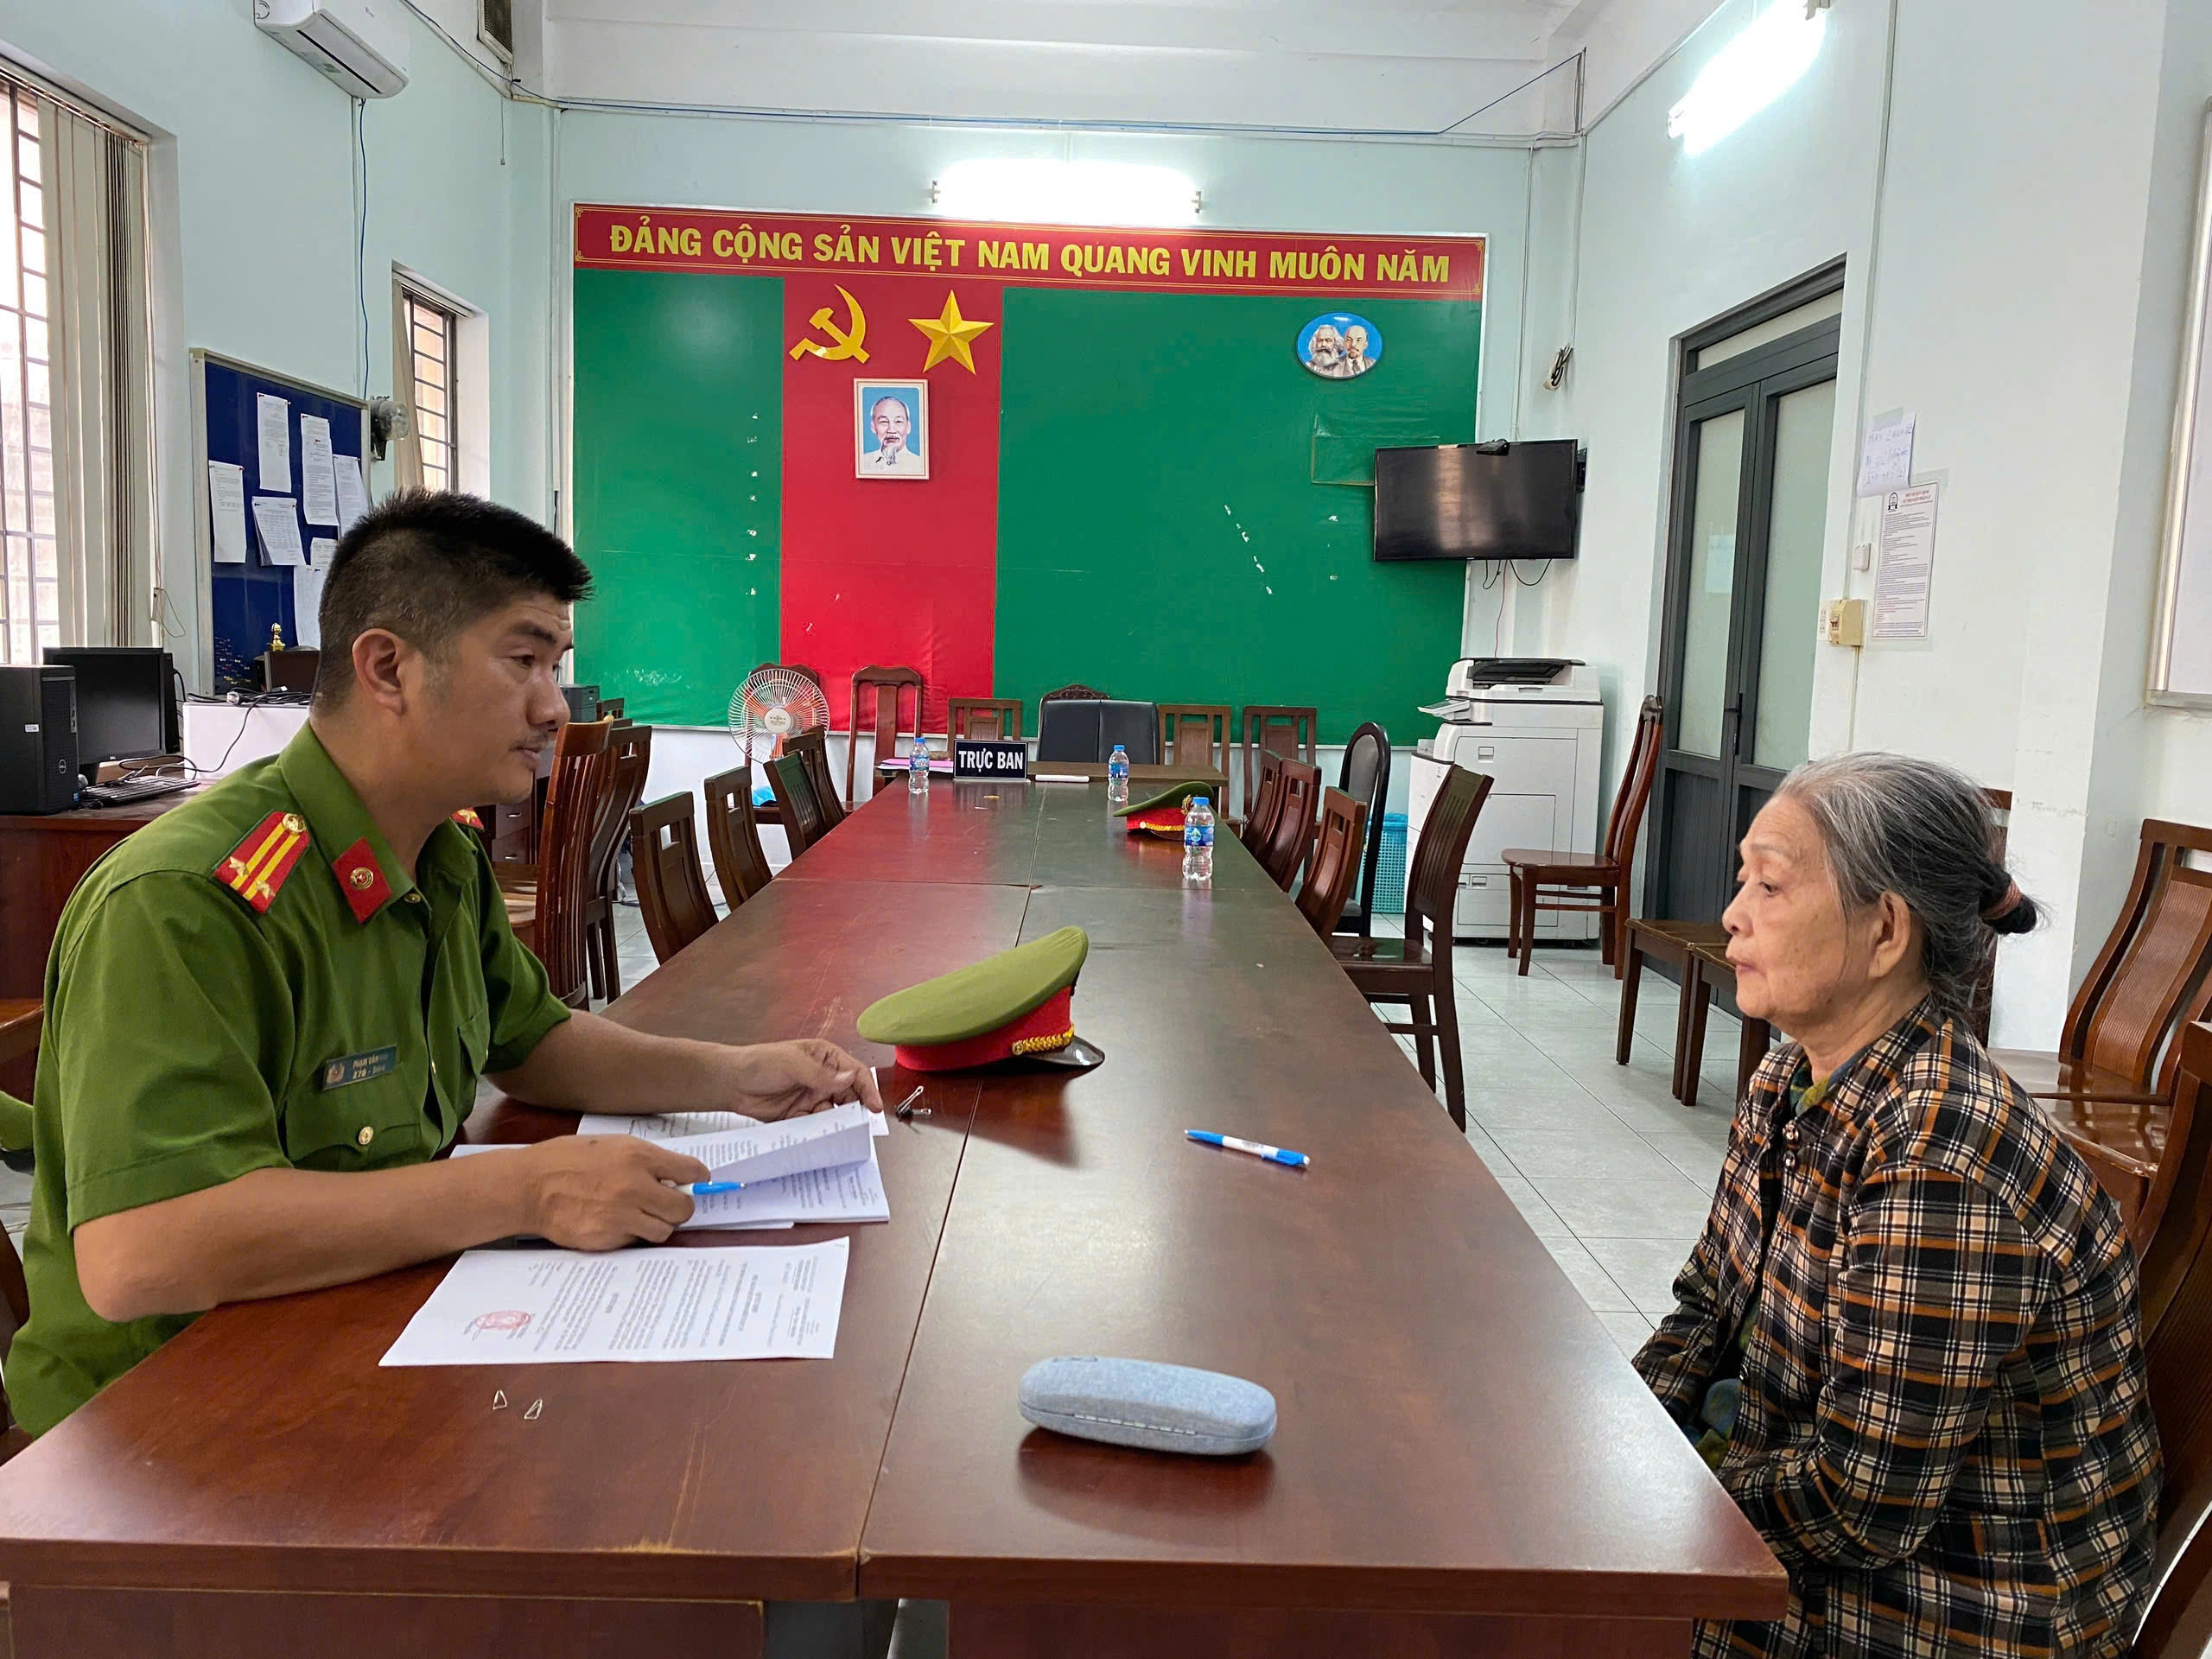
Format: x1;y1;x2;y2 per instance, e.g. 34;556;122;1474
602;889;1738;1364
1365;915;1740;1359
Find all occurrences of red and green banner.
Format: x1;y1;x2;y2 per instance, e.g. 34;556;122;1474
570;206;1484;741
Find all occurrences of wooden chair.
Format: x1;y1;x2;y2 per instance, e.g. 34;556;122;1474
1335;722;1391;938
784;727;844;830
1041;683;1109;705
1503;695;1663;978
702;765;773;909
1241;706;1317;821
766;753;828;857
0;1004;36;1175
2139;1023;2212;1323
1332;765;1495;1129
498;723;652;1003
845;664;925;810
1616;919;1737;1106
2125;1022;2212;1656
1297;788;1370;939
628;793;719;964
1260;759;1324;893
506;718;616;1009
948;697;1023;741
1159;704;1230;779
1989;820;2212;1224
0;1186;29;1454
1239;748;1287;854
596;696;625;720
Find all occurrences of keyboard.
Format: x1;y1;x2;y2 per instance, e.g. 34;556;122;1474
80;774;194;809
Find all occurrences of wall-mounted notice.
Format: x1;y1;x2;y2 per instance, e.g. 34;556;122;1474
296;547;333;647
299;413;338;525
1872;482;1940;640
256;392;292;493
252;495;306;567
1855;410;1916;497
334;453;369;533
207;461;248;563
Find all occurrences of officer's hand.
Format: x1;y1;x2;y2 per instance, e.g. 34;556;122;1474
518;1135;707;1249
721;1039;885;1121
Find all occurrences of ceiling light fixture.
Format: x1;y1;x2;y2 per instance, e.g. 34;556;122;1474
931;160;1203;227
1667;3;1829;157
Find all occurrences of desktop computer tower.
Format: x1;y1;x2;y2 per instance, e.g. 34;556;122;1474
0;664;80;814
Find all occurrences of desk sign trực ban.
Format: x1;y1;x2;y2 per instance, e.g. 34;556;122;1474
953;739;1029;779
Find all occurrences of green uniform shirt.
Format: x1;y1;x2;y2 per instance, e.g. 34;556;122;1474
4;724;571;1435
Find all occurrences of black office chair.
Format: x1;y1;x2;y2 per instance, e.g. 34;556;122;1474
1333;722;1391;938
1037;699;1160;764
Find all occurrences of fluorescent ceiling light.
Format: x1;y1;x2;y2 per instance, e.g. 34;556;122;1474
1668;3;1828;156
932;160;1201;227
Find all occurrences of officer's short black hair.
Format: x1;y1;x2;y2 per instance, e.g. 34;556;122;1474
311;491;593;709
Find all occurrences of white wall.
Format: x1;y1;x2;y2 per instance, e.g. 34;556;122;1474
0;0;555;687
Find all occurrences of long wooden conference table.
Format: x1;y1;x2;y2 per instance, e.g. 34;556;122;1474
0;778;1784;1656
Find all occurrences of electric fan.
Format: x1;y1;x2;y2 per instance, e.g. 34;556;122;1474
728;667;830;765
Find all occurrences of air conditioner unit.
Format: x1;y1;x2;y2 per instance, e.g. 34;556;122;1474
254;0;410;99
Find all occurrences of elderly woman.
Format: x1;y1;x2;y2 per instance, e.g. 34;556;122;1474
1637;753;2161;1657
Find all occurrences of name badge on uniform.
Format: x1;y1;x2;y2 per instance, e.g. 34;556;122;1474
320;1046;398;1090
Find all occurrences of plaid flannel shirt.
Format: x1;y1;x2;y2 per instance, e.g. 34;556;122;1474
1636;999;2161;1658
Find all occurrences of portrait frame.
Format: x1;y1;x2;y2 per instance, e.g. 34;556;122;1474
1297;312;1383;380
855;378;931;481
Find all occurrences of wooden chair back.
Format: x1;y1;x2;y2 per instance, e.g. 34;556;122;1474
2063;820;2212;1091
1159;704;1230;779
587;722;652;918
784;727;844;830
948;696;1023;741
1338;721;1391;934
628;792;719;963
1241;747;1287;854
2132;1023;2212;1656
1260;759;1324;893
1297;788;1370;938
766;753;828;855
1040;683;1109;704
596;696;625;720
846;664;925;809
535;718;617;1008
1603;696;1665;868
2142;1023;2212;1338
702;764;774;908
1242;704;1318;806
1405;765;1496;966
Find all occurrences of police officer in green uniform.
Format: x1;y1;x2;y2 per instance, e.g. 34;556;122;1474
5;493;884;1445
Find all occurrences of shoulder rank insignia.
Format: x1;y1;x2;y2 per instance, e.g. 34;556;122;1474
329;839;393;924
452;807;486;831
213;810;312;914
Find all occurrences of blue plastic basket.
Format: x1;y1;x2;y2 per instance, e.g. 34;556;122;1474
1371;812;1409;915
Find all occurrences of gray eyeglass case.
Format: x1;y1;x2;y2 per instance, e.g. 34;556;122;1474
1018;1357;1276;1456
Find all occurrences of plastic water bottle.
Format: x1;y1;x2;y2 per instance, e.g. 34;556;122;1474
908;733;930;796
1182;795;1215;884
1106;743;1129;806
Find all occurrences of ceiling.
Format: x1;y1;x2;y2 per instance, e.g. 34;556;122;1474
526;0;1719;138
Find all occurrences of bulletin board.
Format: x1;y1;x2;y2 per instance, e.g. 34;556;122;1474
191;352;368;692
570;207;1484;740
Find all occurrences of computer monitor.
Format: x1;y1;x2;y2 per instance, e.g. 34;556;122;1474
41;647;179;765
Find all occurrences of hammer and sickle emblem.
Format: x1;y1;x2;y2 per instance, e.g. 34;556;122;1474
788;285;870;363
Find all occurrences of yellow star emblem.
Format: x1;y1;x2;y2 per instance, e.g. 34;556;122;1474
909;291;995;373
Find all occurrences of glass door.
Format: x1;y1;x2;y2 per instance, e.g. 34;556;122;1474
1649;296;1841;924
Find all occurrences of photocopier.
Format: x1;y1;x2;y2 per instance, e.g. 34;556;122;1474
1405;658;1606;942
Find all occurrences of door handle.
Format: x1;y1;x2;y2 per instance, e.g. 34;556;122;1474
1722;692;1745;760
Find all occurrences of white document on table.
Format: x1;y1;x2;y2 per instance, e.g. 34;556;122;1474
334;453;370;532
294;551;332;646
378;1237;849;1365
207;461;248;563
579;1108;889;1141
251;496;305;566
658;1102;876;1185
445;1141;794;1230
299;414;339;525
684;1136;890;1230
256;392;292;493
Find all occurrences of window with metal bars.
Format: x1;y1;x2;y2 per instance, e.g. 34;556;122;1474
403;287;459;495
0;83;54;664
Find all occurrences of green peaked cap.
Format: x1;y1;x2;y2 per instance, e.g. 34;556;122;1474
1111;780;1214;818
856;925;1090;1046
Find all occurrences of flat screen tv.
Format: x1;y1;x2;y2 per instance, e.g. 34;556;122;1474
1372;440;1582;562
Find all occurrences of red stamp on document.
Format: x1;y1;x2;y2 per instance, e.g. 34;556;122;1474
467;1310;532;1338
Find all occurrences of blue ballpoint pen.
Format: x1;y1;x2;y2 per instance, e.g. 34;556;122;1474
688;1179;744;1195
1185;1129;1309;1169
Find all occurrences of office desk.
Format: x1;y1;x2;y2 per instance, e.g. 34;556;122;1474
0;784;1783;1657
0;791;206;1096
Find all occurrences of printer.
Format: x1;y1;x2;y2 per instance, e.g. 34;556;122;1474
1406;658;1605;942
